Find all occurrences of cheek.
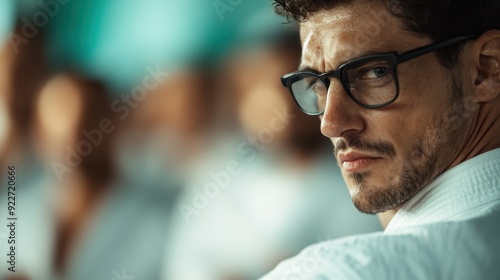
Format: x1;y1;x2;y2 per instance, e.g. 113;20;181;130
374;70;451;153
361;108;431;177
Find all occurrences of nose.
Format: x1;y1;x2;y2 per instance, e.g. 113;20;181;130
320;80;365;138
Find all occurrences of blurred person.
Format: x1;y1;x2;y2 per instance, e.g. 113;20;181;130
77;68;220;280
32;73;117;279
113;66;226;196
122;64;247;280
31;72;178;280
261;0;500;279
56;67;227;280
161;12;381;280
159;65;254;280
0;14;52;280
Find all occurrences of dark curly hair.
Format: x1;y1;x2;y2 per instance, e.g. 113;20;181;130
273;0;500;68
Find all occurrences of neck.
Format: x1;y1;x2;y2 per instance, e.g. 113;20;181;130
449;96;500;169
378;208;400;229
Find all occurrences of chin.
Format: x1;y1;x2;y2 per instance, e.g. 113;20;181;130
347;171;420;214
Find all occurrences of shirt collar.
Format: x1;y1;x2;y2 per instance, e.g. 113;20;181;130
385;148;500;232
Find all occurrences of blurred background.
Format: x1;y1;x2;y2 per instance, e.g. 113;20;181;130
0;0;382;279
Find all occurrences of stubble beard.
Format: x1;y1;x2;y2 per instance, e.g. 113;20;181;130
343;74;469;214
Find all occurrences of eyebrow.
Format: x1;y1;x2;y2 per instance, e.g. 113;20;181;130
297;65;319;73
298;46;399;73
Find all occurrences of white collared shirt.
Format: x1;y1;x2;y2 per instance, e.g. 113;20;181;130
260;149;500;280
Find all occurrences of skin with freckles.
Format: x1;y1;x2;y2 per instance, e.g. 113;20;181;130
299;1;500;215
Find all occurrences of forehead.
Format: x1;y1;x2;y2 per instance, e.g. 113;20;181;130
299;1;422;71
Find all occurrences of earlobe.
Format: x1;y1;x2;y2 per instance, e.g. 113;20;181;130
473;30;500;102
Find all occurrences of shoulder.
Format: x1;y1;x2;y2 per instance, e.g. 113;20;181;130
261;231;401;280
261;217;500;280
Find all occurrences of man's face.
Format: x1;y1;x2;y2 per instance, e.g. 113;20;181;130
300;1;474;213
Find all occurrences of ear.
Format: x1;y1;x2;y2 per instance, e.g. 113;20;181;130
472;30;500;102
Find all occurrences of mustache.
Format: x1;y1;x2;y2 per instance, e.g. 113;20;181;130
334;136;396;158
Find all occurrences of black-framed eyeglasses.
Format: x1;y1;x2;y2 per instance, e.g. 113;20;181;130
281;35;478;116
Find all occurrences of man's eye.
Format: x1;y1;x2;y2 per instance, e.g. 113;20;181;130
310;82;325;95
305;79;318;90
360;67;391;80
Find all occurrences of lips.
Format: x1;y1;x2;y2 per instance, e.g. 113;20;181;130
338;152;382;172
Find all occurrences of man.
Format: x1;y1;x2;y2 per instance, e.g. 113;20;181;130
261;0;500;279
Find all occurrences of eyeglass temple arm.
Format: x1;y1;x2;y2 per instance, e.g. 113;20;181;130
397;34;479;64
